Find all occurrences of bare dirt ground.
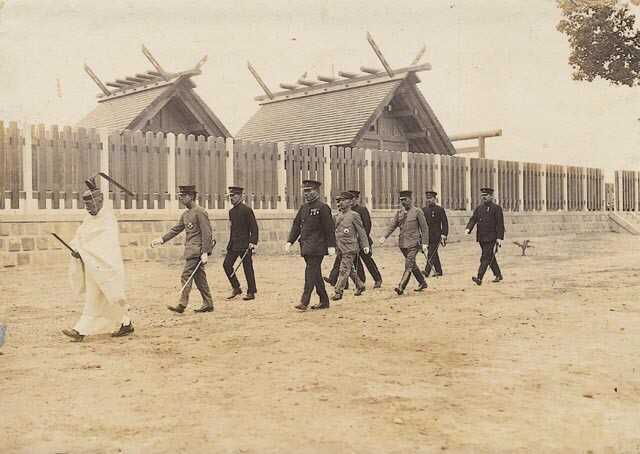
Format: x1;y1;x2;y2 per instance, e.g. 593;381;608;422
2;232;640;453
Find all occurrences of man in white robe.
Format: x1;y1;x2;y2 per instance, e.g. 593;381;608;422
62;180;132;342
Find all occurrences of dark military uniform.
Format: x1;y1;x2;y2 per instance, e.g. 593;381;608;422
162;203;214;308
421;204;449;276
288;197;336;308
466;201;505;281
224;201;259;295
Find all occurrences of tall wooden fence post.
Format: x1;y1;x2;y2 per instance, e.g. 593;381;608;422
276;142;287;211
492;159;499;206
401;151;409;190
633;171;640;213
582;167;588;211
617;170;623;211
364;148;373;210
540;164;547;212
518;162;525;212
562;165;569;211
601;170;606;211
464;157;472;211
21;122;34;212
323;145;332;203
434;154;442;199
99;129;111;209
167;133;178;211
225;138;234;210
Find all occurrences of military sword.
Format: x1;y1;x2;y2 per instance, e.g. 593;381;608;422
229;246;251;279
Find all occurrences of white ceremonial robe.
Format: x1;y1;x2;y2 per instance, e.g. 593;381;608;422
68;206;129;335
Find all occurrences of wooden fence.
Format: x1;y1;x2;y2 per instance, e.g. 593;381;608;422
614;170;640;212
0;121;612;213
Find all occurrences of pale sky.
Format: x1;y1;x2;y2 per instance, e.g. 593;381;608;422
0;0;638;174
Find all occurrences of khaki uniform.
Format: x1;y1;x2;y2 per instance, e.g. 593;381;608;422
334;209;368;293
163;204;215;307
384;205;429;289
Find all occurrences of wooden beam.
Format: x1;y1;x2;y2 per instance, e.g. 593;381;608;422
247;62;274;99
83;64;111;96
405;131;429;139
255;63;431;101
136;73;159;80
337;71;359;79
411;45;426;65
388;109;413;118
106;82;127;88
448;129;503;142
366;32;394;77
194;55;208;71
126;76;146;83
279;83;298;90
115;78;136;86
142;45;170;81
317;75;336;82
297;78;318;86
360;66;382;74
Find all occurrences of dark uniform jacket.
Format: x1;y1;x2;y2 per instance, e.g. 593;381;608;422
227;202;259;252
466;202;505;242
422;204;449;243
351;203;373;246
288;198;336;256
334;209;368;254
162;204;214;259
384;206;428;249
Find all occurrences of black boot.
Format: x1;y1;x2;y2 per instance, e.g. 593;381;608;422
394;271;411;295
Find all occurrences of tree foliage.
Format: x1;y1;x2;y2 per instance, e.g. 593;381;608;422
557;0;640;87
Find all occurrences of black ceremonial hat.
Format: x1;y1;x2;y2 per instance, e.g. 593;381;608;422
302;179;322;189
178;185;197;194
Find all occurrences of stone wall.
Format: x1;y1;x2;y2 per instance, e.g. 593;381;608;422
0;209;613;269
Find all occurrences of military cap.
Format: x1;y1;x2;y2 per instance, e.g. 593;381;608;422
178;185;197;194
425;190;438;197
348;190;360;197
227;186;244;195
302;179;322;190
480;187;494;195
399;190;413;198
337;191;354;201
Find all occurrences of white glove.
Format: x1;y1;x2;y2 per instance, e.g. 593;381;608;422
328;247;336;256
249;243;257;250
421;244;428;253
379;237;386;245
150;237;164;248
363;247;370;255
284;242;292;253
465;229;470;235
200;252;208;264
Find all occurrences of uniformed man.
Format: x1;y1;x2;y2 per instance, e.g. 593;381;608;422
151;185;215;313
223;186;259;301
421;190;449;277
379;190;429;295
349;190;383;288
331;191;368;301
285;179;336;311
465;187;505;285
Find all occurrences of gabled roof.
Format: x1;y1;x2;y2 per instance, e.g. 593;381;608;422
237;79;401;145
77;68;231;137
236;64;455;154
